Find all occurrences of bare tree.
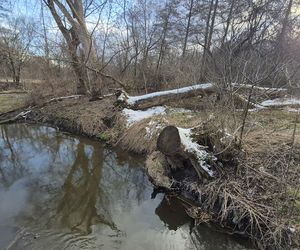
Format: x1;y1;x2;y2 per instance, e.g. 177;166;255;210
0;17;35;85
43;0;102;96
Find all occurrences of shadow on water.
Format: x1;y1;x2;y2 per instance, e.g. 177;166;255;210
0;123;253;250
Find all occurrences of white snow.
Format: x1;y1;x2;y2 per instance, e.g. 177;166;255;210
286;107;300;113
261;98;300;107
178;128;215;177
126;83;213;105
117;92;128;102
123;106;166;126
145;120;163;138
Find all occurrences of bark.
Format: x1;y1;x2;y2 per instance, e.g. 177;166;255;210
278;0;293;49
44;0;101;97
200;0;214;80
156;126;212;180
182;0;194;59
119;84;216;110
221;0;235;46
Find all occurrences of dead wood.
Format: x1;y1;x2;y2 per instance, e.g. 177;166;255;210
232;83;287;99
118;84;216;110
0;110;31;124
156;125;213;180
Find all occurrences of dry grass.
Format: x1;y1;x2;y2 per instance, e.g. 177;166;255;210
0;93;28;114
27;96;119;137
119;108;208;154
142;106;300;249
119;118;163;154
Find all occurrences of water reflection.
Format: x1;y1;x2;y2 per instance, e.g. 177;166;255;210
0;123;252;250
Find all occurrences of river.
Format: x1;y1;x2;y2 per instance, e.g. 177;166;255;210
0;123;252;250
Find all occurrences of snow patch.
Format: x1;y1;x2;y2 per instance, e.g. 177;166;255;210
126;83;213;105
285;107;300;113
261;98;300;107
118;92;128;102
145;120;163;138
123;106;166;127
178;128;215;177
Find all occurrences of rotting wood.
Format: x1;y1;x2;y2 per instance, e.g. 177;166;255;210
156;125;213;180
233;93;263;109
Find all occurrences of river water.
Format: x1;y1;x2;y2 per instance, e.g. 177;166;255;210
0;123;252;250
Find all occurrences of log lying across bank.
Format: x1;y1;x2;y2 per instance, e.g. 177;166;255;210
145;124;295;250
156;126;215;180
116;82;297;110
117;83;216;110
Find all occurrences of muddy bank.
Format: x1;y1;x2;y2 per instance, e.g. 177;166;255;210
0;93;299;249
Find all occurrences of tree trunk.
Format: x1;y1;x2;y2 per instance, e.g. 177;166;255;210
118;83;216;110
278;0;293;50
182;0;194;59
221;0;235;46
200;0;214;80
44;0;102;97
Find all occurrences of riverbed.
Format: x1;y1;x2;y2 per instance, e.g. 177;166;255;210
0;123;252;250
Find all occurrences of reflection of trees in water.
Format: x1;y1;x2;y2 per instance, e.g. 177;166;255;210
0;124;63;187
53;144;152;234
0;124;152;235
53;141;117;233
101;148;152;214
0;124;252;249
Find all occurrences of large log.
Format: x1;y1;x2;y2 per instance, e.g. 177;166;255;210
116;83;294;110
117;83;216;110
156;126;215;180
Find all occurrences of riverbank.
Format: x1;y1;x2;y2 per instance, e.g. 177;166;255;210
0;89;299;249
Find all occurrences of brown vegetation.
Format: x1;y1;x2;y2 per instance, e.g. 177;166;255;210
0;0;300;249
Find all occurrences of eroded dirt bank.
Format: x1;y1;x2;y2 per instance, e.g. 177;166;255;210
0;92;299;250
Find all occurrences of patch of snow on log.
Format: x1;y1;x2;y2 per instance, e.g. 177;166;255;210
178;128;215;177
123;106;166;126
261;98;300;107
126;83;213;105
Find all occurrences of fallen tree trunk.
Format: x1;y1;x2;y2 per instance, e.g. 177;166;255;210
232;83;288;99
117;83;216;110
260;97;300;108
233;93;264;109
116;83;291;110
145;124;295;249
148;125;217;186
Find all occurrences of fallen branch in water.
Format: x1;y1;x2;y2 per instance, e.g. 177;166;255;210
0;110;31;124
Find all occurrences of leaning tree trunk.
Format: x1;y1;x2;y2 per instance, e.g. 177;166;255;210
74;19;101;97
44;0;102;97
